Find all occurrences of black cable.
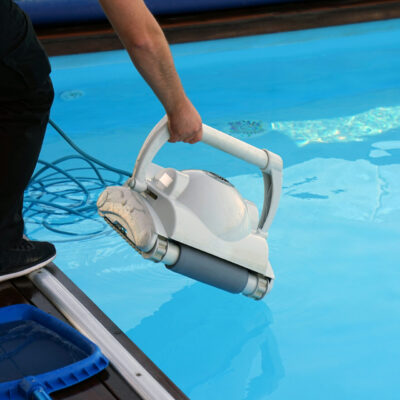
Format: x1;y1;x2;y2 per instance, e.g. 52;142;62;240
23;119;131;242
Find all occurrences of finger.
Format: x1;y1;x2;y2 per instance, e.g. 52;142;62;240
195;130;203;141
182;132;196;143
189;131;202;143
169;129;185;143
183;138;193;143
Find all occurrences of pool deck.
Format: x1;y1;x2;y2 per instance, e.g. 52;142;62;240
0;265;189;400
36;0;400;55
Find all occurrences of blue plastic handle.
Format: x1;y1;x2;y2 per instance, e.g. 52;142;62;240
32;388;52;400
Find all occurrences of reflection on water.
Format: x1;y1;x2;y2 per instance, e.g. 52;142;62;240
230;148;400;224
127;284;284;400
271;105;400;146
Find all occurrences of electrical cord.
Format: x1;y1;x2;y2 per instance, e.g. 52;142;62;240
23;119;131;242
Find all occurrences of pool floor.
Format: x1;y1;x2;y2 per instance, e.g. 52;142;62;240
26;18;400;400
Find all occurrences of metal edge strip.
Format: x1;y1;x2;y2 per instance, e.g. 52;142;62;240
29;267;176;400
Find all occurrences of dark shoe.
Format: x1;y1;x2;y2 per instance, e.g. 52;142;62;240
0;239;56;282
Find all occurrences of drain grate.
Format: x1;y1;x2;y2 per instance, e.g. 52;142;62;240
228;120;266;139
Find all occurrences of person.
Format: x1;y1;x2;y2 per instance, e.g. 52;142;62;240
0;0;203;281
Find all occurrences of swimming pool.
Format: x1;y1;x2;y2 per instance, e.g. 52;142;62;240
26;18;400;399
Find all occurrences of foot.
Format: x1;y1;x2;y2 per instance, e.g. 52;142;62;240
0;239;56;282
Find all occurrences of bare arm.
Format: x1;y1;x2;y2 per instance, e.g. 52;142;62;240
98;0;202;143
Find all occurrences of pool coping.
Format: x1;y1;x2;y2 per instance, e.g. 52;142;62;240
35;0;400;55
0;264;189;400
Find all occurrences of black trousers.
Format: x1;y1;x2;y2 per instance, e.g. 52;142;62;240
0;0;54;249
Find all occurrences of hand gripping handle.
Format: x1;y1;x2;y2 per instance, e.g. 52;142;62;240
129;115;283;233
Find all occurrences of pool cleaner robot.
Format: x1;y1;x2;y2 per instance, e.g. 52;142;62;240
97;116;283;300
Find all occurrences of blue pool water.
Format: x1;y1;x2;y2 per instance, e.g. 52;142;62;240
26;19;400;399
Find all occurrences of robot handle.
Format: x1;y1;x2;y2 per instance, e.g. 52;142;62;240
129;115;282;233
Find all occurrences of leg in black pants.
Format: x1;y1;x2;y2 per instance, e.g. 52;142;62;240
0;0;56;279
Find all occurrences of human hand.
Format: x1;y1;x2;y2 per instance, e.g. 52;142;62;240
167;97;203;144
